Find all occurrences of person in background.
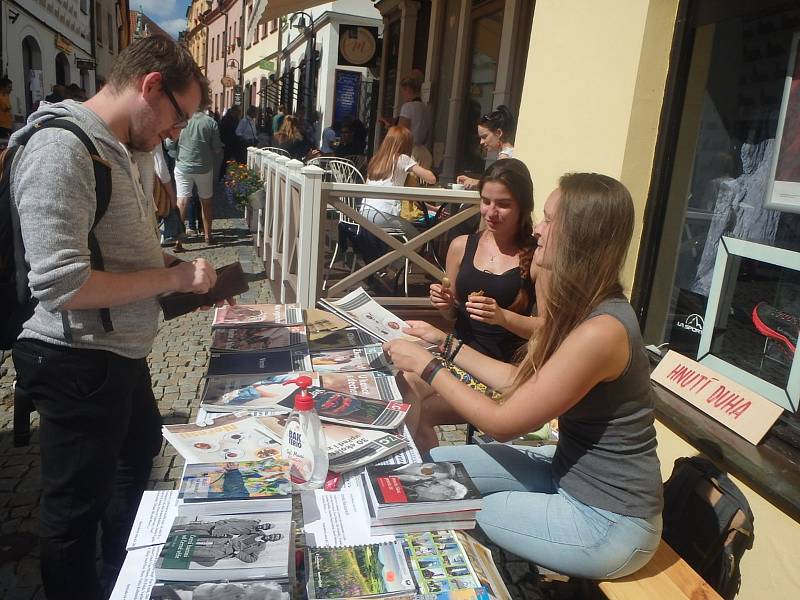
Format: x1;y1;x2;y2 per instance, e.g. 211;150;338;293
273;115;311;160
167;110;224;246
219;105;242;179
10;35;223;599
66;83;84;101
457;106;516;189
384;172;663;581
379;73;432;167
0;77;13;138
236;105;259;153
319;122;339;154
272;104;286;137
44;84;66;104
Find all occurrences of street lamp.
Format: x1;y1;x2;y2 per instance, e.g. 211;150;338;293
291;11;316;124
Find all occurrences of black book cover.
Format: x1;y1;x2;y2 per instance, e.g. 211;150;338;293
207;347;312;376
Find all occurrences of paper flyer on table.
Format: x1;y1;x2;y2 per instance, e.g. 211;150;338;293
108;544;161;600
301;487;393;548
125;490;179;551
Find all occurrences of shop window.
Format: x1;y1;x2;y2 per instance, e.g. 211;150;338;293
642;5;800;419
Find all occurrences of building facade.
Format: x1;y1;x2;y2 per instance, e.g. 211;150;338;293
93;0;123;86
184;0;211;75
205;0;245;115
241;0;280;118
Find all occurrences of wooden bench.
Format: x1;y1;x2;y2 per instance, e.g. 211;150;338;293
597;540;722;600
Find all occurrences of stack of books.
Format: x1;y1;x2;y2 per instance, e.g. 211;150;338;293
361;462;483;535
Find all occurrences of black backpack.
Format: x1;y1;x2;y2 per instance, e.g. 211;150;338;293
662;456;755;600
0;118;113;350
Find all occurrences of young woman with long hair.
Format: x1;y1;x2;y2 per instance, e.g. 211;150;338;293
274;115;311;160
457;105;516;189
431;158;539;361
385;173;663;580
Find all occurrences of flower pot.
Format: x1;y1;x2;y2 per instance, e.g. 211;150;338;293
247;189;266;233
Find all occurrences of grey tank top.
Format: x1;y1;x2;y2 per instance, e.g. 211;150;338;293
552;297;663;518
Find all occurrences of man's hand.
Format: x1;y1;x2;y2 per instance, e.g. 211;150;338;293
465;295;506;327
402;320;446;345
171;258;217;294
383;339;434;376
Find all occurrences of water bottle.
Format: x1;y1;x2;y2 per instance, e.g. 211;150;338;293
281;376;329;491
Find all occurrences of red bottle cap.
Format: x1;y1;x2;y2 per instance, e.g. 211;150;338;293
284;376;314;411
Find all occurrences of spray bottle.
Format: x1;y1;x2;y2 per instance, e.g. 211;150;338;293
281;376;329;490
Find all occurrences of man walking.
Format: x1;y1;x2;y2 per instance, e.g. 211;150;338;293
167;110;224;246
10;35;220;600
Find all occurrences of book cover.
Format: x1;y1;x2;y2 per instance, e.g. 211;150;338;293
307;543;416;599
149;581;290;600
318;288;421;343
311;345;393;374
162;415;282;464
309;326;383;352
365;463;483;518
453;531;513;600
207;347;312;376
155;512;292;582
304;307;351;340
179;458;291;508
320;371;403;402
200;373;317;413
256;415;408;473
275;387;409;430
160;262;250;321
211;325;308;352
213;303;304;328
396;531;483;596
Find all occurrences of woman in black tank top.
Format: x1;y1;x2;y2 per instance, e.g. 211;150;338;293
430;159;539;362
386;173;663;581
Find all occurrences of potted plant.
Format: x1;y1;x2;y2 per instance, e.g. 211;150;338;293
223;161;265;232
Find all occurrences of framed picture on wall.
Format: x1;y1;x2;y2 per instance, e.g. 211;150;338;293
697;237;799;412
766;31;800;213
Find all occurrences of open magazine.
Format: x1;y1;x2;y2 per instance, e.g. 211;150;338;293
162;415;281;464
318;287;421;343
304;307;351;340
213;303;304;328
256;415;408;473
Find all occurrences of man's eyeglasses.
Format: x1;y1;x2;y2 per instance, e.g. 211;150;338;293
161;80;189;128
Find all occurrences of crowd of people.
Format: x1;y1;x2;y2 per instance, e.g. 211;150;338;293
5;32;665;600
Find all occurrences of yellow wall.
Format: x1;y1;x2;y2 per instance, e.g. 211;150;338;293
655;423;800;599
514;0;679;291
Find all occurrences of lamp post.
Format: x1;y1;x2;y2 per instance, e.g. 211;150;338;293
291;11;316;122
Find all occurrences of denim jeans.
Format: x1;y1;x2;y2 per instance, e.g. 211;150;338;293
430;443;662;579
12;339;163;600
160;207;183;242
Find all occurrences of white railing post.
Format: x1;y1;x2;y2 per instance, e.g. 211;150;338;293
280;159;304;302
261;151;273;261
269;155;290;280
296;165;326;309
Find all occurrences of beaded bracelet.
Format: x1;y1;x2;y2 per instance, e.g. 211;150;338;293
421;357;445;385
441;333;454;357
450;339;465;361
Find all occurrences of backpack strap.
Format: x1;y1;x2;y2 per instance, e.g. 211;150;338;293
30;118;114;333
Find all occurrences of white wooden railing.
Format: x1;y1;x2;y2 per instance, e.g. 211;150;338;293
247;147;481;308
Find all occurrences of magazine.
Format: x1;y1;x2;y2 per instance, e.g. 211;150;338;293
364;463;483;519
304;307;351;340
207;347;312;376
274;387;409;430
397;531;482;596
454;531;513;600
149;581;290;600
309;326;383;352
318;288;421;343
311;345;394;374
162;415;282;464
320;371;402;402
213;303;304;328
256;415;408;473
211;325;308;352
306;543;416;599
177;458;291;516
108;544;161;600
200;373;315;413
155;512;293;582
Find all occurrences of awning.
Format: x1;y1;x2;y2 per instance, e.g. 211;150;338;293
246;0;329;46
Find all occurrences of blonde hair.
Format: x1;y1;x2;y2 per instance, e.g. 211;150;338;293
274;115;303;144
368;126;413;180
508;173;634;393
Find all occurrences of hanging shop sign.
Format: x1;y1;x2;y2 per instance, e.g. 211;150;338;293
338;25;378;68
259;59;275;72
333;70;361;124
233;84;243;106
75;58;96;71
55;34;73;54
221;75;237;88
652;350;783;444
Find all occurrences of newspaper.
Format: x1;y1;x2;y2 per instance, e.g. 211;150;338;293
108;544;161;600
125;490;179;551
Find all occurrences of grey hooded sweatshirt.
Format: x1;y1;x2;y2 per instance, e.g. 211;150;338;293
10;100;165;359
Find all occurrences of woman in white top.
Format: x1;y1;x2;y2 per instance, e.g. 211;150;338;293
361;125;436;236
457;105;516;189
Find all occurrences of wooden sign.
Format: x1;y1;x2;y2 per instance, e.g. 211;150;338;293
652;350;783;444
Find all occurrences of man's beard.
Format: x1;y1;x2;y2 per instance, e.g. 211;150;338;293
128;107;161;151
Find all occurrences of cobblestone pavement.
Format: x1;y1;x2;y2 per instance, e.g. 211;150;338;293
0;215;554;599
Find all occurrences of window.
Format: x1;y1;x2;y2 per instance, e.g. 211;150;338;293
271;19;278;33
95;2;103;45
80;0;88;14
107;13;114;53
254;21;260;44
641;4;800;416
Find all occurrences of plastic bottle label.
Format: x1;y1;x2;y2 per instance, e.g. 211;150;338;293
284;419;314;484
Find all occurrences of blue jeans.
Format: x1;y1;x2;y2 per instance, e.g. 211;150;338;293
430;444;662;579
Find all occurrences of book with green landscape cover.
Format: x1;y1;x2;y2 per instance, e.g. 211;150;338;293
211;325;308;352
306;543;415;599
155;512;292;582
177;458;292;516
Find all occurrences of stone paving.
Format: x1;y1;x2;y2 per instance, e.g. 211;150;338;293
0;213;559;599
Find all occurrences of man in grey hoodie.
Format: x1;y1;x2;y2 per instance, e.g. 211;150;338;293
10;36;219;599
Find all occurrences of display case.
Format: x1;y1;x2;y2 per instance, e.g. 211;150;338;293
698;237;799;412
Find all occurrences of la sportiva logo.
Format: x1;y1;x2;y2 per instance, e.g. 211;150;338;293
676;313;704;335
